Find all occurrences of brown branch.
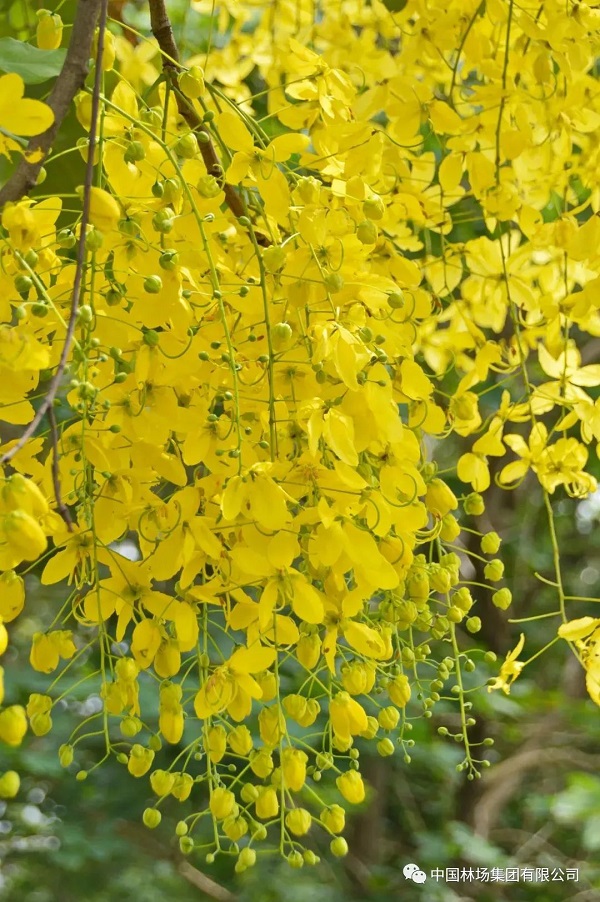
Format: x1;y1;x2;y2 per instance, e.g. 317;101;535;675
0;1;108;467
147;0;246;221
178;860;236;901
47;404;73;531
117;821;236;902
0;0;103;207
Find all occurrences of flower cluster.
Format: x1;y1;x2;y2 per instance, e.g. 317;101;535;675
1;0;600;869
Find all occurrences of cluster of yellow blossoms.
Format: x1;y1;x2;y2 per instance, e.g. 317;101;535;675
1;0;600;868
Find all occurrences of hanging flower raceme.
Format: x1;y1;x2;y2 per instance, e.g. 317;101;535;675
1;0;600;872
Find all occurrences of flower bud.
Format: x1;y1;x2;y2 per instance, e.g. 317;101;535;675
492;588;512;610
281;748;307;791
378;706;400;730
336;770;365;804
464;492;485;515
377;738;395;756
255;785;279;819
205;724;227;763
330;837;349;857
258;705;285;747
36;10;63;50
150;769;175;796
179;66;205;99
228;725;253;756
320;803;345;833
0;771;20;798
296;634;320;669
0;705;27;746
209;787;236;820
362;196;385;221
356;220;377;244
249;748;274;778
224;815;248;841
388;674;411;708
127;744;155;777
484;559;504;582
171;772;194;801
285;808;311;836
481;532;501;554
143;808;161;828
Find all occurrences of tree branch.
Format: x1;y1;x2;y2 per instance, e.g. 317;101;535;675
0;0;103;207
117;821;236;902
147;0;246;221
0;1;108;467
47;404;73;531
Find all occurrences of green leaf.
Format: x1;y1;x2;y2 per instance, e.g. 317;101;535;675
0;38;65;84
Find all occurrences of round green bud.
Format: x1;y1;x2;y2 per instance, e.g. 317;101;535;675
144;275;163;294
287;850;304;869
377;738;395;757
466;616;481;633
330;837;349;858
78;304;93;324
492;588;512;610
143;808;161;829
179;836;194;854
464;492;485;516
356;220;378;244
481;532;502;554
57;228;76;249
143;329;160;347
14;275;33;294
175;132;199;159
362;196;385;220
152;210;174;233
124;140;145;163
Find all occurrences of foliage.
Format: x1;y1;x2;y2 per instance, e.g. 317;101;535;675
1;0;600;890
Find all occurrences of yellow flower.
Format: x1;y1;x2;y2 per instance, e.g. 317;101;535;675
425;478;458;518
1;474;48;518
487;634;526;695
0;570;25;623
194;644;276;721
87;187;122;234
1;510;47;565
330;692;368;744
0;74;54;157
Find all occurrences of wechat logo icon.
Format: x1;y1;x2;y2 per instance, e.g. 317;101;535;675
404;863;427;884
